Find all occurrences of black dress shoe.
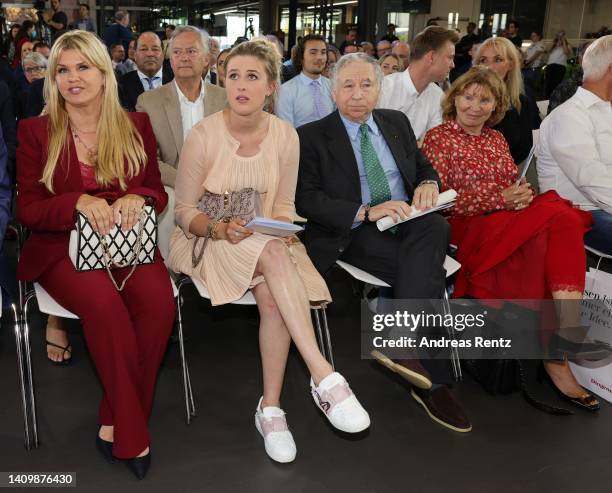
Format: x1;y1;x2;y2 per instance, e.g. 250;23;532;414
371;350;433;389
538;363;600;412
125;452;151;480
411;386;472;433
96;434;115;464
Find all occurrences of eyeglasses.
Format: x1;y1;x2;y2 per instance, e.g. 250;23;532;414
25;66;44;74
171;48;201;58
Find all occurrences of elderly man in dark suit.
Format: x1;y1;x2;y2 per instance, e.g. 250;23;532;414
296;52;471;433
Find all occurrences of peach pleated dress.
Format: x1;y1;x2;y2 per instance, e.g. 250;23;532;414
169;111;332;306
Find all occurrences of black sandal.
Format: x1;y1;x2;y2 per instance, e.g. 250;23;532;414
46;340;73;366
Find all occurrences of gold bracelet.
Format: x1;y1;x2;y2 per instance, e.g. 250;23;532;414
211;220;222;241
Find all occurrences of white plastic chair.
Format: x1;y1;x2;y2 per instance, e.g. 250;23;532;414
16;193;179;450
335;255;463;380
174;274;333;424
536;100;549;120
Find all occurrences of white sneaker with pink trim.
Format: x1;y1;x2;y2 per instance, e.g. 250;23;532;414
254;397;297;463
310;372;370;433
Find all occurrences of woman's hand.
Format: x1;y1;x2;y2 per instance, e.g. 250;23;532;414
76;194;115;235
112;194;146;231
218;218;253;244
502;179;534;211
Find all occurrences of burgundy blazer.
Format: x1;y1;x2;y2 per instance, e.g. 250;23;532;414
16;112;168;281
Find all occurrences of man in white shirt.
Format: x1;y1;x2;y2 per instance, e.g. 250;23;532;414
538;35;612;254
136;26;227;187
377;26;459;141
276;34;335;128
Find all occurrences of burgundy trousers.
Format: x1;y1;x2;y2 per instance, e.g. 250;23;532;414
39;256;175;458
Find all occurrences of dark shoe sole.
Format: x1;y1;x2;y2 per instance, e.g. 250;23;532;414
410;389;472;433
371;350;432;389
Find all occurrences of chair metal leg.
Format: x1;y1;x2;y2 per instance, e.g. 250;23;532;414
176;277;196;424
22;291;39;448
312;308;326;361
318;304;335;370
11;303;32;450
442;289;462;381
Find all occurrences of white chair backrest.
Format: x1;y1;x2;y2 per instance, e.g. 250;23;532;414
536;100;548;121
158;186;176;267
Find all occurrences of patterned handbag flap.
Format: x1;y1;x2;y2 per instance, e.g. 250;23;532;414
75;205;157;271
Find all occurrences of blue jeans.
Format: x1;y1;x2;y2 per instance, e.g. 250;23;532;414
584;210;612;255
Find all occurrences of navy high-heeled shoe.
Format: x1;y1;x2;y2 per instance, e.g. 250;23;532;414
124;452;151;480
95;432;115;464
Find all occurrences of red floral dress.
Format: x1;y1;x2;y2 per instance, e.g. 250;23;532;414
422;120;591;299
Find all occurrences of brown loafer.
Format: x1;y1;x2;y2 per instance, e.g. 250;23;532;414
411;386;472;433
371;350;432;389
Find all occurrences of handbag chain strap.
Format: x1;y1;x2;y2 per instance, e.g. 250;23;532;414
100;208;147;291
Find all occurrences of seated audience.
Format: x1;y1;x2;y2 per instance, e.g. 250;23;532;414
391;41;410;68
281;44;299;82
16;30;174;478
377;26;459;141
339;27;359;54
296;53;471;433
33;41;51;59
476;36;533;163
343;43;359;55
380;24;399;43
378;53;403;76
215;47;231;87
538;35;612;255
17;52;47;119
360;41;375;57
422;66;597;411
136;25;227;187
118;31;173;112
12;21;34;70
546;30;573;98
376;39;392;58
169;39;370;464
68;3;96;32
277;34;334;128
116;39;137;76
109;42;125;69
323;44;340;78
0;81;16;178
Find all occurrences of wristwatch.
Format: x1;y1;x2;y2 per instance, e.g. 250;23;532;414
363;203;371;223
418;180;439;191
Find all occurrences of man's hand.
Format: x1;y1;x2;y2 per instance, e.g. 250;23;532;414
413;183;439;211
368;200;412;223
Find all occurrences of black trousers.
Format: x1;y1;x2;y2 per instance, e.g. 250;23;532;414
545;63;566;99
340;213;453;383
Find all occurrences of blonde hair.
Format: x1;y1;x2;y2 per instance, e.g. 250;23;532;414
224;38;282;101
476;37;524;113
442;66;510;127
378;53;404;71
42;30;147;192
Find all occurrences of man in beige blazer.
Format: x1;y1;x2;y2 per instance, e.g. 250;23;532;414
136;25;227;187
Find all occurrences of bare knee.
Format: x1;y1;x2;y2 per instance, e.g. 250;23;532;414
258;240;289;270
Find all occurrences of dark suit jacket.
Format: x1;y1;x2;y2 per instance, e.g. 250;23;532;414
16;112;167;281
0;81;16;173
24;78;45;119
295;109;440;274
118;68;174;112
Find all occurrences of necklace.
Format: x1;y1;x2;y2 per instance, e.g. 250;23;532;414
71;128;98;165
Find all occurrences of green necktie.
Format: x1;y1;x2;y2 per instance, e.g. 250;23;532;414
359;123;391;206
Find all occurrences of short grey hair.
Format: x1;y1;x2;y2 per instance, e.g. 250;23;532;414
330;52;384;91
22;52;48;70
582;34;612;81
114;10;128;22
169;25;210;56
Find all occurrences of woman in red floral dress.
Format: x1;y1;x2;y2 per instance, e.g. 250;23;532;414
422;66;599;411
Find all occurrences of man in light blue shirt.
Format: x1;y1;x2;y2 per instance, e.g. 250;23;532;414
276;34;335;128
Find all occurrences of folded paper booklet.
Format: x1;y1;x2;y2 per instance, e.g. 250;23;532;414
246;217;304;237
376;189;458;232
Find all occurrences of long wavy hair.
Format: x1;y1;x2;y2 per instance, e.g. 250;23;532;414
42;30;147;192
476;37;524;113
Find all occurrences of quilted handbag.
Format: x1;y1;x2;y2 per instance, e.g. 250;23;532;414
191;188;261;268
69;205;157;291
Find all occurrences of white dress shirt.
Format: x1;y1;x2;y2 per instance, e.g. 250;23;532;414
138;68;164;91
175;80;206;141
376;68;443;140
525;41;546;68
537;87;612;213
